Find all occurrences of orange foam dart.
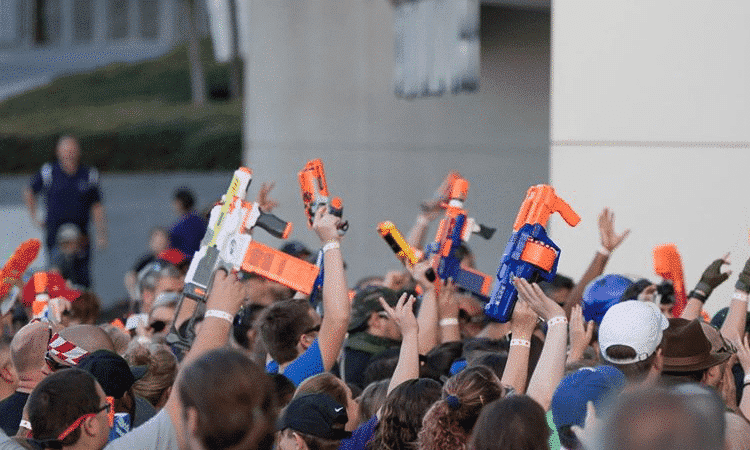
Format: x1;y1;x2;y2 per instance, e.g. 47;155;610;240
0;239;41;299
513;185;581;231
653;243;688;317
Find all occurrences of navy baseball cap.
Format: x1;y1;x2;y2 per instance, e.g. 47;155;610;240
76;350;147;399
277;393;351;440
551;365;626;431
582;274;633;324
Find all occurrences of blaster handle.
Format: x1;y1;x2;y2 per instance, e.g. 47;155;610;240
476;224;496;240
256;212;293;239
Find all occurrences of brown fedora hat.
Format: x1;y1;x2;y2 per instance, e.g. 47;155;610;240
662;318;730;372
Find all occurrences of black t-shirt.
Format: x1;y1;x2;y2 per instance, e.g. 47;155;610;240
0;391;29;436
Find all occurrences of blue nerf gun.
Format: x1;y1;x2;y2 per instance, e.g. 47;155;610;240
485;185;580;322
425;176;496;301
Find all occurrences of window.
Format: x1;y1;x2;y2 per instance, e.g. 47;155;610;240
108;0;129;40
138;0;159;39
72;0;93;43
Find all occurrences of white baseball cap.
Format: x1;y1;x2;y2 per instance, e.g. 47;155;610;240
599;300;669;364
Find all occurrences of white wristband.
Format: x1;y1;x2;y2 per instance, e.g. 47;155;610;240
510;338;531;348
19;420;31;431
439;318;459;326
744;373;750;385
322;241;340;253
598;247;611;257
547;316;568;328
205;309;234;323
732;292;748;302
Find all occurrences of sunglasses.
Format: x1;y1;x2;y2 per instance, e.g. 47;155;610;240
303;324;321;335
148;320;167;333
57;396;115;441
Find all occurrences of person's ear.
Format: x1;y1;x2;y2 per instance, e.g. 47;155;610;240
0;364;16;384
293;431;307;450
298;333;314;351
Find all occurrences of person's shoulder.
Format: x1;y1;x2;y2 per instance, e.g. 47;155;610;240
105;410;177;450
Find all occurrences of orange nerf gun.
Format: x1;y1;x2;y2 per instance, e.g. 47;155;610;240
0;239;41;315
378;221;436;282
424;176;496;300
485;185;580;322
298;159;348;234
421;171;462;212
653;243;687;317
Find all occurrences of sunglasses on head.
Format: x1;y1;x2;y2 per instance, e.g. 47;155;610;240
45;353;71;372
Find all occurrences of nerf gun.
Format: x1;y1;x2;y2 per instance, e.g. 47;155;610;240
421;171;462;212
22;272;81;324
653;243;687;317
377;221;435;282
0;238;41;315
166;168;320;352
485;185;580;322
298;159;348;305
424;176;496;300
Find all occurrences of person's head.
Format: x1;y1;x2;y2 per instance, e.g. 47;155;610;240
124;342;177;410
173;188;196;214
418;366;505;450
149;227;169;254
599;384;725;450
581;274;633;324
660;318;730;384
45;325;115;375
539;273;574;305
370;378;442;450
137;261;183;313
348;286;402;341
0;335;17;400
232;303;265;351
76;349;144;421
469;395;550;450
178;348;276;450
147;293;180;340
10;321;49;379
55;136;81;175
295;373;360;431
357;379;389;425
69;291;101;325
55;223;82;255
277;393;351;450
598;300;669;383
258;299;319;365
551;366;626;450
28;368;111;450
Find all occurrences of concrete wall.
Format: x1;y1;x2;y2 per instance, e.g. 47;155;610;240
550;1;750;315
242;3;551;284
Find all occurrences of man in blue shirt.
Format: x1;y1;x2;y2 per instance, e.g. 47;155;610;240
169;188;207;257
23;136;108;287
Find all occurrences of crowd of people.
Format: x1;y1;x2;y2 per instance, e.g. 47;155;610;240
2;136;750;450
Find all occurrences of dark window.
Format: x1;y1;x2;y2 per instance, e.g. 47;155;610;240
108;0;129;40
72;0;93;43
138;0;159;39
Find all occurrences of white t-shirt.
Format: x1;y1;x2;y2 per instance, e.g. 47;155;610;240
105;410;178;450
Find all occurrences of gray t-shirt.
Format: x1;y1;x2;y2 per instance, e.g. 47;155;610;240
105;410;178;450
0;431;26;450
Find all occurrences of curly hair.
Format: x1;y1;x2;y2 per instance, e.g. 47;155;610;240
368;378;442;450
417;366;505;450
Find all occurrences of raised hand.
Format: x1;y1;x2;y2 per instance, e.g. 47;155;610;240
256;181;279;213
569;304;594;361
511;297;538;338
379;292;418;337
312;205;342;243
692;253;731;299
598;207;630;254
514;277;565;321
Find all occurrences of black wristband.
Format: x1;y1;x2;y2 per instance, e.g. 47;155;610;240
688;290;708;304
736;280;750;294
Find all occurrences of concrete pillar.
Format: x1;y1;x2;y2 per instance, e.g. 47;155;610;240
243;3;551;282
550;0;750;314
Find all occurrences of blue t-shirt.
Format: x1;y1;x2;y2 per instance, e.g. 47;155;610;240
339;415;379;450
266;338;324;386
30;162;102;249
169;212;207;256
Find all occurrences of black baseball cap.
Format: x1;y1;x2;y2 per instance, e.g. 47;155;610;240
277;393;351;440
76;350;147;399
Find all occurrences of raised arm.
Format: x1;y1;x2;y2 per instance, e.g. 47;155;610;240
732;334;750;420
406;199;442;250
500;298;538;395
562;208;629;316
517;278;568;411
437;280;461;343
409;260;439;355
313;207;351;371
23;186;43;229
380;293;420;396
721;257;750;342
682;253;731;320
